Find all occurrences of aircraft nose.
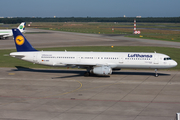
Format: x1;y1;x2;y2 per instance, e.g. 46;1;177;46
172;60;178;67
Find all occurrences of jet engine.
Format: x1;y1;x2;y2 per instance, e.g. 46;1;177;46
92;66;112;75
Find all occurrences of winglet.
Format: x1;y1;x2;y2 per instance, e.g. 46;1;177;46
12;29;37;52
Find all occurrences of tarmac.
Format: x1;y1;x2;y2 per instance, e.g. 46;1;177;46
0;28;180;120
0;28;180;49
0;68;179;120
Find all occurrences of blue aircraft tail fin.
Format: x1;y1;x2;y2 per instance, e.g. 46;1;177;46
12;28;37;52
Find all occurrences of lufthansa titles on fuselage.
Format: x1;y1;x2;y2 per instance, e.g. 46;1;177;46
128;54;153;58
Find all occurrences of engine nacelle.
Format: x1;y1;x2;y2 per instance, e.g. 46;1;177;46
92;66;112;75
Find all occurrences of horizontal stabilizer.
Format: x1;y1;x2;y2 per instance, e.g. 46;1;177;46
10;52;25;58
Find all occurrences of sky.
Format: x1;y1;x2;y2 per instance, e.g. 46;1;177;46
0;0;180;18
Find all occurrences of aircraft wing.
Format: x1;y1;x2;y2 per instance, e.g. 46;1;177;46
54;62;109;67
0;34;8;37
55;62;95;66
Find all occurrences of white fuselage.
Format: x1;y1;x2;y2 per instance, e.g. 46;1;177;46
10;51;177;69
0;30;12;37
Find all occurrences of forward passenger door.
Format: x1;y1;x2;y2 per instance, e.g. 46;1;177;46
154;55;159;64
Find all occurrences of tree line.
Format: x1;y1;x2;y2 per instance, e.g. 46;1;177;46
0;17;180;24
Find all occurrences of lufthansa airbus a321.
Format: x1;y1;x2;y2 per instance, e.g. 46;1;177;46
10;29;177;77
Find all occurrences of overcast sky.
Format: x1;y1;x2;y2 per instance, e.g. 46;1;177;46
0;0;180;17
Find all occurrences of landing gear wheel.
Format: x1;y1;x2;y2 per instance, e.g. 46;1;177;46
155;73;158;77
155;69;158;77
84;72;90;76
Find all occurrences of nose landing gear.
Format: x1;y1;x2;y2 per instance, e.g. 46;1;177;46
155;69;158;77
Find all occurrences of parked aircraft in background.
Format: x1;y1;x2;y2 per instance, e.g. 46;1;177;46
0;22;26;39
10;29;177;77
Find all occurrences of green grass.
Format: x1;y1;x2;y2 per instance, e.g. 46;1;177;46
33;22;180;42
2;22;180;42
1;46;180;70
127;34;180;42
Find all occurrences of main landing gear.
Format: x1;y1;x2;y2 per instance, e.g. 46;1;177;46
155;69;158;77
84;68;91;76
84;72;90;76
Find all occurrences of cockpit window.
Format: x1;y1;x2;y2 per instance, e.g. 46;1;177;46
164;57;172;60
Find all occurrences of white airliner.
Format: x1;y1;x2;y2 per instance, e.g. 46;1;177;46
10;29;177;77
0;22;26;39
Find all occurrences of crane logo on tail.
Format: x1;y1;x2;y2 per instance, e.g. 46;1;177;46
15;35;25;45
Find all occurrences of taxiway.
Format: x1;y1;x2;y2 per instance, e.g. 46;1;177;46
0;28;180;49
0;68;179;120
